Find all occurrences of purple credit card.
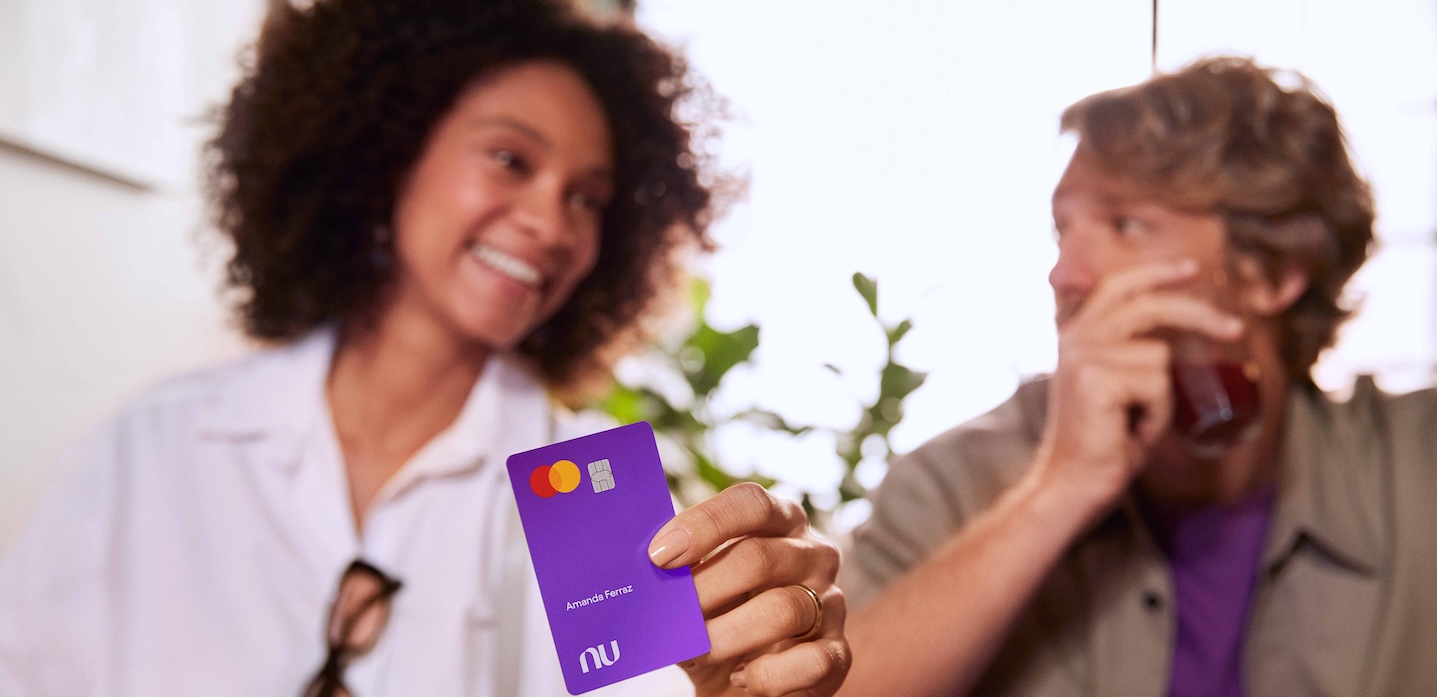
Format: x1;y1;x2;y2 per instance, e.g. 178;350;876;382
506;421;710;695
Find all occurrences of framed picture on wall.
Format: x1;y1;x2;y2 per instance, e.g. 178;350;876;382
0;0;212;189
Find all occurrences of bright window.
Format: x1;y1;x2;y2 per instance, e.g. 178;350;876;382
637;0;1437;477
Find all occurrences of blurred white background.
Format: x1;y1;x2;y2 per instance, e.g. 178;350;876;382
634;0;1437;514
0;0;262;549
2;0;1433;549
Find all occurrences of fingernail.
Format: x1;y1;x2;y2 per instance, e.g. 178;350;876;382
729;669;747;689
1224;317;1243;333
1173;259;1198;274
648;528;691;567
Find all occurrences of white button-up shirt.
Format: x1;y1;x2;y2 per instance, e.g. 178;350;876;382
0;329;690;697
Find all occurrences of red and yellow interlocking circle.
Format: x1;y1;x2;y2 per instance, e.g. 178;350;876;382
529;459;582;498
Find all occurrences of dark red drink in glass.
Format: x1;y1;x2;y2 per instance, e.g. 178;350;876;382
1169;361;1261;456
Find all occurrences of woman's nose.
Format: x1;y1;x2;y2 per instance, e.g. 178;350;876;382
513;184;569;250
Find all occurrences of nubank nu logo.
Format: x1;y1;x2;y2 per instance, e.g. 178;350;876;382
579;640;620;673
529;458;616;498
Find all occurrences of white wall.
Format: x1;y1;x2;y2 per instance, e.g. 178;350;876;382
0;1;264;551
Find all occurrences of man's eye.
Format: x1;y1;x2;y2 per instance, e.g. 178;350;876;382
1115;217;1148;236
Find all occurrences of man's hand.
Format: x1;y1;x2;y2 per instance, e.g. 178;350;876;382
649;482;850;697
1038;258;1243;518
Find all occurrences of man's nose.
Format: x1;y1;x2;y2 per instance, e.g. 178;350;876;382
1048;231;1100;295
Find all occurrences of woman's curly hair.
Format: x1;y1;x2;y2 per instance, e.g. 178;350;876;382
1061;56;1376;387
207;0;717;393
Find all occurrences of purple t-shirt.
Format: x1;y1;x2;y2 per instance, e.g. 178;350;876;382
1141;486;1275;697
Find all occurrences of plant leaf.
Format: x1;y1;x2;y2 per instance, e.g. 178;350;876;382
852;272;878;317
734;408;814;436
684;323;760;396
887;319;914;346
880;362;928;403
595;385;648;424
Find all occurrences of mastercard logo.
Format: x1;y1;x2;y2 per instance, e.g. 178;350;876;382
530;459;582;498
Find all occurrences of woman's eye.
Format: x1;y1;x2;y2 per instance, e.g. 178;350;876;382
567;191;606;214
492;149;527;173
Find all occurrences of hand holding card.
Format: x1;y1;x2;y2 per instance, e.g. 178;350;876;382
649;482;852;697
507;422;710;695
509;422;850;697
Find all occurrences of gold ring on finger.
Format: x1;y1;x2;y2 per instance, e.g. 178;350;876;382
793;585;823;640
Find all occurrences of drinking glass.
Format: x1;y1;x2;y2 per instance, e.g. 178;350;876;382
1166;268;1262;456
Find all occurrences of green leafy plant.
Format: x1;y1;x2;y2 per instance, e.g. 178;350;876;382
592;272;926;530
831;272;927;506
594;279;769;507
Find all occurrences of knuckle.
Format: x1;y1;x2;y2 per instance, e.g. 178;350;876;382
777;496;806;525
742;663;781;696
824;587;848;623
691;499;727;539
799;649;833;685
814;541;840;580
735;539;777;586
733;480;769;502
830;637;854;674
819;639;850;677
798;642;843;687
746;644;834;697
732;481;776;519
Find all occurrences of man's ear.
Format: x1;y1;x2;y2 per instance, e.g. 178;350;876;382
1236;256;1308;317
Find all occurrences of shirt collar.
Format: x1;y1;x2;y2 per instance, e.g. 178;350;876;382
1261;376;1387;576
1086;375;1389;578
385;350;553;487
196;325;556;482
196;327;336;444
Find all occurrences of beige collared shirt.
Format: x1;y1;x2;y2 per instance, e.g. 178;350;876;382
843;376;1437;696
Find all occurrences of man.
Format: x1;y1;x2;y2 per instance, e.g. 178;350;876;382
838;56;1437;696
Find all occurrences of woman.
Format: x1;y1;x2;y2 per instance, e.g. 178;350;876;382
0;1;848;695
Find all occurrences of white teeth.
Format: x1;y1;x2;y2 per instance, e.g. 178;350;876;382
469;243;543;287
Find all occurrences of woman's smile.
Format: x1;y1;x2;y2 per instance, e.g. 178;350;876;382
466;241;545;289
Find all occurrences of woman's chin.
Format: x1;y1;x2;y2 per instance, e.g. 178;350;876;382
451;321;534;356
